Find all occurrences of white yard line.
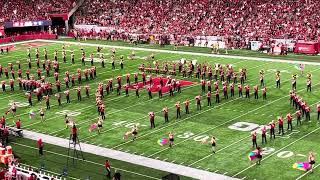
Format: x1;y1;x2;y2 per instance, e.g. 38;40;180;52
38;39;320;66
15;130;239;180
0;40;38;47
232;126;320;177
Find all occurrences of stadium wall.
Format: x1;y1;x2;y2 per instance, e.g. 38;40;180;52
0;34;57;44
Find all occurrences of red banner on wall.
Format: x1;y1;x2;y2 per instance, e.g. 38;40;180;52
294;42;319;55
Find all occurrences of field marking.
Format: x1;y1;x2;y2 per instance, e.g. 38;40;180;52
82;61;273;141
38;39;320;66
232;126;320;177
188;135;250;166
11;142;162;180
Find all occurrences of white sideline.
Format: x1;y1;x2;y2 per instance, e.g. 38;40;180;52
37;39;320;66
0;40;38;47
21;130;239;180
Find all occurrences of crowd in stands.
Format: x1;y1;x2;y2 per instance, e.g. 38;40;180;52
0;0;75;22
75;0;320;44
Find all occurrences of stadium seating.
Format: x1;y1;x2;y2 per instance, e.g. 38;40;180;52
74;0;320;45
0;0;75;22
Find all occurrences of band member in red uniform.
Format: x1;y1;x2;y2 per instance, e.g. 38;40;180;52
176;101;181;119
207;91;212;106
125;84;129;96
207;80;212;92
147;87;152;99
134;73;138;84
169;132;174;148
317;104;320;121
269;120;276;139
305;106;311;122
307;75;312;92
201;80;206;94
100;104;105;120
262;87;267;100
85;84;90;97
45;95;50;109
259;70;264;87
158;85;162;98
149;112;155;129
223;83;228;99
27;92;32;106
286;113;293;131
126;74;130;85
142;72;146;85
1;81;5;92
261;126;267;144
195;95;201;110
276;71;280;88
18;69;22;78
0;65;2;78
37;69;42;79
230;83;235;97
215;88;220;103
4;68;8;79
163;106;169;123
278;116;284;135
77;86;82;101
252;131;257;148
135;86;139;98
185;99;190;114
10;79;14;91
292;74;297;90
238;84;243;97
55;93;62;106
25;69;29;80
296;110;302;125
65;90;71;103
245;85;250;98
254;85;258;99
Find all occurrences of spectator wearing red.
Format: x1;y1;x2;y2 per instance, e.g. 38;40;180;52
105;159;111;178
37;138;44;156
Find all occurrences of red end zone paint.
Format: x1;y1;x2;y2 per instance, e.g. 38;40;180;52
24;43;49;47
128;77;196;94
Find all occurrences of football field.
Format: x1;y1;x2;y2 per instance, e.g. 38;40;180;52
1;40;320;180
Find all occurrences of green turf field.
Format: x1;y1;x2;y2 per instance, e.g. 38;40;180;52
1;40;320;180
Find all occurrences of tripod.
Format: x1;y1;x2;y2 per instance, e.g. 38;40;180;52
67;133;85;166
